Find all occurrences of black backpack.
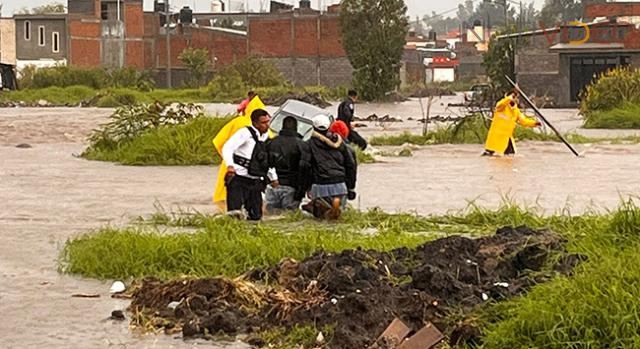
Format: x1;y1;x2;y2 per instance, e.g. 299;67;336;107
246;127;270;177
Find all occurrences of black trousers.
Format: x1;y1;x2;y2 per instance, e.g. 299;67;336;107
226;175;263;221
348;129;368;150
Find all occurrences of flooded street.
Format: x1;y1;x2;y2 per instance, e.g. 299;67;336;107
1;102;639;347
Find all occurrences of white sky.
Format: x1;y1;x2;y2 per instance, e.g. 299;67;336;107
0;0;542;18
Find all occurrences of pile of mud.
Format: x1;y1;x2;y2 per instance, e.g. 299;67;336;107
129;226;583;348
262;92;332;108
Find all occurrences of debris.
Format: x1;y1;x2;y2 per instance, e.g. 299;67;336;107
262;92;331;108
396;322;444;349
129;226;578;349
167;301;182;310
373;318;412;348
316;331;325;344
71;293;100;298
110;281;126;294
16;143;32;149
493;282;509;288
111;310;126;320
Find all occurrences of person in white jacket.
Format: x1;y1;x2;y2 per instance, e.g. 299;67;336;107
222;109;278;220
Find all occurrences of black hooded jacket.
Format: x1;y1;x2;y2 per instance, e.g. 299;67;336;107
267;128;310;188
305;130;356;190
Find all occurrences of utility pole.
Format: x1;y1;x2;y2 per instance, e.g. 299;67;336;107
117;0;123;68
165;0;172;88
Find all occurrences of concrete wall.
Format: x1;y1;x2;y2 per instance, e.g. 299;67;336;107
263;56;352;87
15;17;67;61
0;19;16;65
68;0;98;15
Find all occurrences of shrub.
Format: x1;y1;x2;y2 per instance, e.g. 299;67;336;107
207;56;288;99
584;103;640;129
581;67;640;115
17;65;155;90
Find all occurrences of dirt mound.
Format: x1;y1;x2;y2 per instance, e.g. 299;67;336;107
262;92;331;108
129;226;581;348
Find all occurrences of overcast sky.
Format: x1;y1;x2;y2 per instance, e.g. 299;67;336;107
0;0;542;18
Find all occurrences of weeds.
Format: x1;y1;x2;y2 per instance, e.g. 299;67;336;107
370;114;640;146
59;199;640;347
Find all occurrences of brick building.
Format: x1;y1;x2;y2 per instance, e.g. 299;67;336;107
248;12;351;87
502;13;640;107
65;0;351;87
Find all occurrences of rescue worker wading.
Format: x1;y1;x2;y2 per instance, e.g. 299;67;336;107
337;90;368;150
265;116;311;211
222;109;277;220
483;89;541;156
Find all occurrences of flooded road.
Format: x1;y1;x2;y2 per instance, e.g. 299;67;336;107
0;104;639;348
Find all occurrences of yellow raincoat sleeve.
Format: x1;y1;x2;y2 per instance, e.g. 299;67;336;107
516;109;539;128
211;96;267;204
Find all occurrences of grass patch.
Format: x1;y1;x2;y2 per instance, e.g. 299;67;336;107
584;102;640;129
82;115;230;165
59;199;640;347
59;209;446;280
0;85;345;107
370;114;637;146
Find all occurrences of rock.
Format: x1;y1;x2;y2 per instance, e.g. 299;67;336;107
37;99;49;107
110;310;125;320
15;143;32;149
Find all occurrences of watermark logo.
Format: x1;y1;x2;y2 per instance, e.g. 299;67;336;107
537;20;631;46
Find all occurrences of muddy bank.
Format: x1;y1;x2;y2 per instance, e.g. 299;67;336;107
129;226;580;348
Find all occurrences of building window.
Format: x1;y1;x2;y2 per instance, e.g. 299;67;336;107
52;32;60;53
38;26;45;46
24;21;31;40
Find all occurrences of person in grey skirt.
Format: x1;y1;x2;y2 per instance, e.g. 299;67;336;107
302;114;356;219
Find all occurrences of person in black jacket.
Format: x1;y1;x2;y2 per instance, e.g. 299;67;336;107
337;89;368;150
302;114;356;220
265;116;310;211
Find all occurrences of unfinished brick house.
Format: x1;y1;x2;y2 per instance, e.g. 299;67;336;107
66;0;351;87
502;2;640;107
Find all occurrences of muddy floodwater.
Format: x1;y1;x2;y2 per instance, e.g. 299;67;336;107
1;100;639;348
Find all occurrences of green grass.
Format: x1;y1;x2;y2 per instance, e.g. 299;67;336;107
0;85;96;105
0;85;345;107
82;116;230;165
59;199;640;347
479;199;640;348
59;209;447;280
584;102;640;129
370;115;639;146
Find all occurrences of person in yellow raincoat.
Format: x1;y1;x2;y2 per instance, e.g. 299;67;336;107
212;95;266;208
483;90;541;156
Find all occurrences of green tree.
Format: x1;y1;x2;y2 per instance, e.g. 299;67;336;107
17;2;66;14
178;48;211;88
483;28;518;94
340;0;408;101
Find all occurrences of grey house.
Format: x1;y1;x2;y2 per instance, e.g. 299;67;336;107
14;14;67;69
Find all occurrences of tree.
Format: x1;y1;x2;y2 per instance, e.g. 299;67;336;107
17;2;66;14
340;0;408;101
178;48;211;88
483;28;518;94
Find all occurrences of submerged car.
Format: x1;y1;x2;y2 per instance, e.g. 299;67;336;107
269;99;334;140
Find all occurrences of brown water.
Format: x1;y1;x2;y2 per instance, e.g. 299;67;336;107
0;105;639;348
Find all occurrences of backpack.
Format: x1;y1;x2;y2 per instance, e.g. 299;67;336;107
246;127;270;177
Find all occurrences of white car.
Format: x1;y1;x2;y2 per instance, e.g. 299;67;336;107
269;99;335;140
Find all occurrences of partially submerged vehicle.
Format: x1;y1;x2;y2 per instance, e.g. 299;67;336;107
269;99;334;140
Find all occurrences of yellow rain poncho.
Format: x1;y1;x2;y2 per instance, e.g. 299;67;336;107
484;95;538;154
212;96;266;206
